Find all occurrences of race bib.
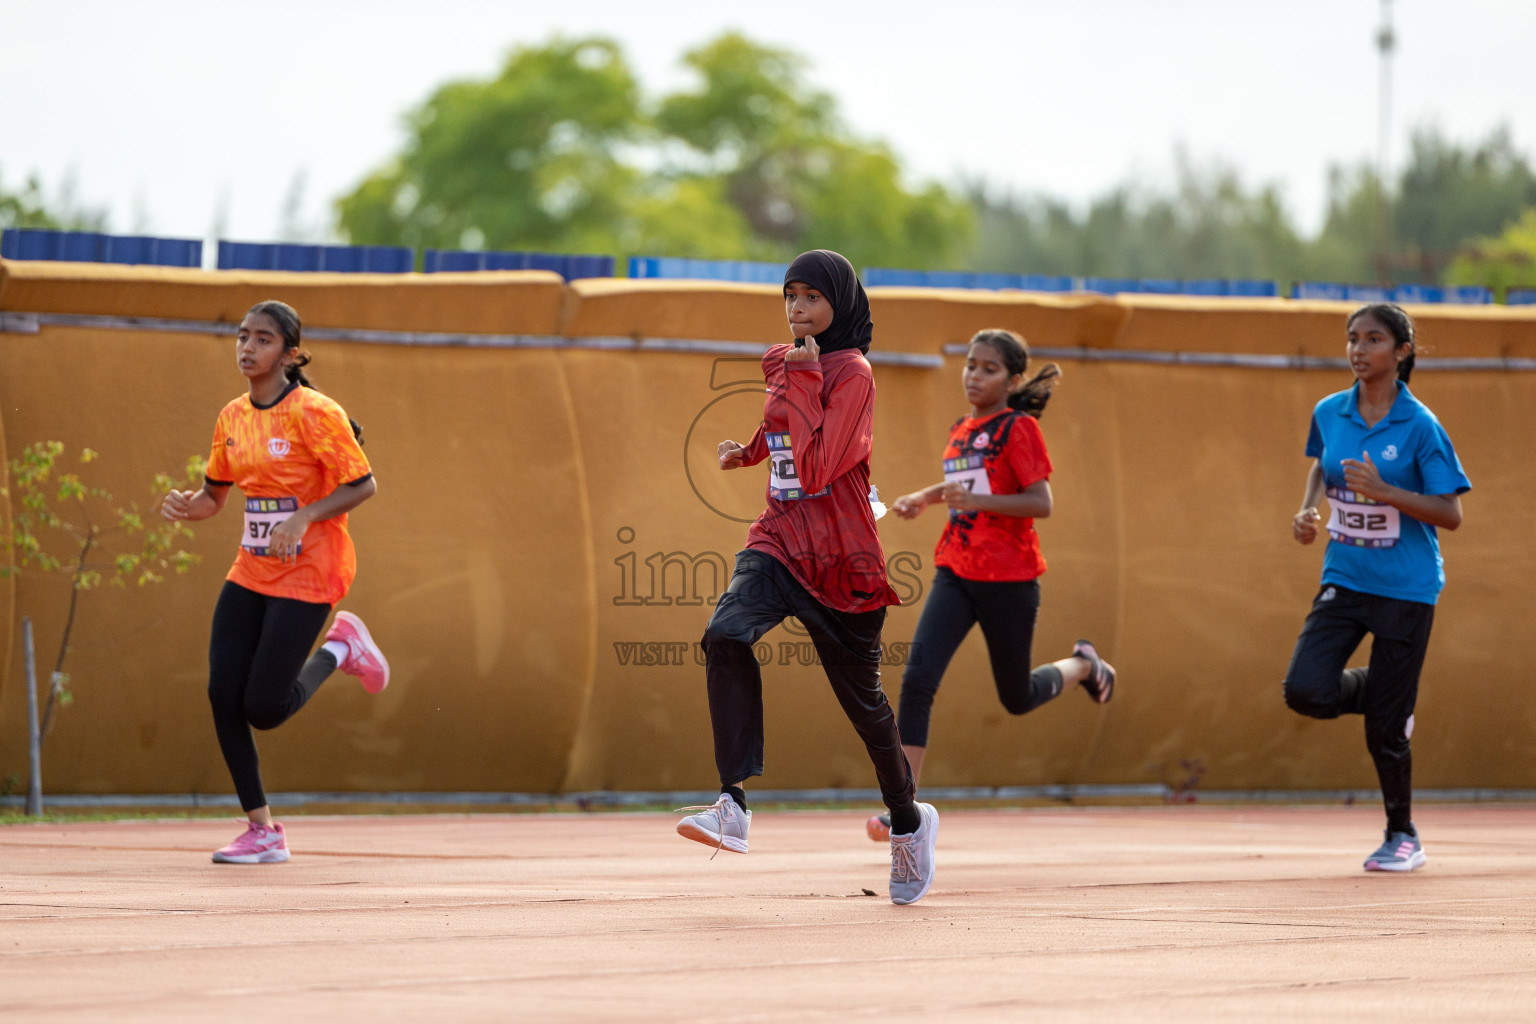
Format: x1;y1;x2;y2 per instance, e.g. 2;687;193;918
943;452;991;518
242;496;301;556
1326;486;1400;549
768;432;829;501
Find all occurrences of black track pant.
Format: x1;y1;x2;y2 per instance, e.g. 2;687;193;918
208;581;338;811
702;549;916;817
1282;584;1434;834
897;567;1064;748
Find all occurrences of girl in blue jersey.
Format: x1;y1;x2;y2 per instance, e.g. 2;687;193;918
1285;303;1470;873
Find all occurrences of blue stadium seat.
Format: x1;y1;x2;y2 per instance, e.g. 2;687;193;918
316;245;411;273
566;255;614;280
1018;274;1075;292
217;241;412;273
1390;285;1442;304
103;235;154;264
629;256;784;283
970;273;1018;290
1292;282;1349;301
63;232;106;262
426;249;613;280
1;228;201;267
218;242;277;270
1082;277;1141;295
862;267;930;287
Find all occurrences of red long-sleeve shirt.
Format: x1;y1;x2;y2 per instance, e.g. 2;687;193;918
737;345;900;614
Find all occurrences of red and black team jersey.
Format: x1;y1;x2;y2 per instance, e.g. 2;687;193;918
737;345;900;614
934;409;1053;582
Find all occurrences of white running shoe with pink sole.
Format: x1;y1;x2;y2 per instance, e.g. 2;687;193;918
326;610;390;693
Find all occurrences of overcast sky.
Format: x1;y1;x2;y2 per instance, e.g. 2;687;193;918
4;0;1534;249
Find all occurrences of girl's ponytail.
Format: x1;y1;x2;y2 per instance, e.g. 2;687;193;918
1008;363;1061;419
284;350;314;389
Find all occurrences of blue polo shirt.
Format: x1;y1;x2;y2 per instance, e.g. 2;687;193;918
1306;381;1470;605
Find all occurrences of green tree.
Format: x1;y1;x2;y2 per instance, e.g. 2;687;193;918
2;443;204;742
656;33;972;269
964;154;1304;283
1299;164;1383;284
961;126;1536;289
1444;207;1536;299
337;37;643;254
1302;125;1536;285
335;32;973;269
1395;126;1536;277
0;167;109;231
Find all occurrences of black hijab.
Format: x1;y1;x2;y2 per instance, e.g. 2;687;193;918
784;249;873;355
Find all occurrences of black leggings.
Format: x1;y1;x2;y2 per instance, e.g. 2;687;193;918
208;581;338;811
897;567;1064;748
1283;584;1434;834
701;549;916;818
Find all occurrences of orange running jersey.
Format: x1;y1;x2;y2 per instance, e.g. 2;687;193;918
204;382;373;605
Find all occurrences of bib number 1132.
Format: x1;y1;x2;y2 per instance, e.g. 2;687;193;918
1326;486;1400;549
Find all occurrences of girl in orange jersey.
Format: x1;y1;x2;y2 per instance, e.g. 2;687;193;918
162;300;387;864
866;329;1115;841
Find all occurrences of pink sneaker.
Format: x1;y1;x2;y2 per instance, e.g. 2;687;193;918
212;820;290;864
326;610;390;693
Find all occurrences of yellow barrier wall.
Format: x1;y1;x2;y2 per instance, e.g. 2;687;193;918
2;260;1535;797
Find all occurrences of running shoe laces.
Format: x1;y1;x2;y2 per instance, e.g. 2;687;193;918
675;802;726;859
890;837;919;882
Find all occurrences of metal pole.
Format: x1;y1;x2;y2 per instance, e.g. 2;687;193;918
23;616;42;816
1375;0;1396;282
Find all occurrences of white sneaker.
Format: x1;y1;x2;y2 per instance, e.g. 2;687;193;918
676;793;751;855
889;802;938;905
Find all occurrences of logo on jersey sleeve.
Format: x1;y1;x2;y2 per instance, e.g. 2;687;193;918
267;438;291;457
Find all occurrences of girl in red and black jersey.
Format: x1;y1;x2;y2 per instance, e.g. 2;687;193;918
867;329;1115;841
674;250;938;906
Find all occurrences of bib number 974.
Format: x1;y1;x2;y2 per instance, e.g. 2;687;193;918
242;496;301;557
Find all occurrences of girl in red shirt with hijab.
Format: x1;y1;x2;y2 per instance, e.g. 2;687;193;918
674;250;937;905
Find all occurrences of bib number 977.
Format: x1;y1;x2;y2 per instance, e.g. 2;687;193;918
943;453;991;518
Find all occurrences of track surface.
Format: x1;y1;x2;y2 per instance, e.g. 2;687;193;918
3;805;1534;1022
